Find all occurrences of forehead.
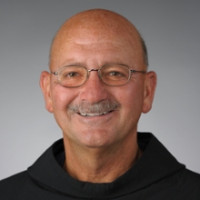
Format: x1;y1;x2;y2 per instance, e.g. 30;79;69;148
51;30;143;69
50;10;144;69
53;40;143;72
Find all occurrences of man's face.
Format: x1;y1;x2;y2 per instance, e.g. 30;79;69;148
41;28;156;149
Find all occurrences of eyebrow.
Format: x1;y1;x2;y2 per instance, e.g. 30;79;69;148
60;62;131;68
61;62;85;67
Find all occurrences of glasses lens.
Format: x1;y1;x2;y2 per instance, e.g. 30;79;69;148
59;66;87;87
100;64;130;86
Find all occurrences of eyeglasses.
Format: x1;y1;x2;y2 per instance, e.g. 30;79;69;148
51;64;146;87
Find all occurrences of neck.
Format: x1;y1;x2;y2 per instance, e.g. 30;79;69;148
63;133;141;183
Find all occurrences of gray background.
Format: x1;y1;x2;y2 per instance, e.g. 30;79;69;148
0;0;200;180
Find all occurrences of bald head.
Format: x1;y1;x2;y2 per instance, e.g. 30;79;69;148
49;9;148;69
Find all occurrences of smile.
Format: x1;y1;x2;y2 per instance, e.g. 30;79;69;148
78;110;113;117
68;99;121;118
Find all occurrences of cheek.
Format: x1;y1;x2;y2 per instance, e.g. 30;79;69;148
50;86;77;130
117;84;145;117
119;84;144;104
51;86;74;112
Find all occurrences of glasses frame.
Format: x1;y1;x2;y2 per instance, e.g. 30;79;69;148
51;64;146;87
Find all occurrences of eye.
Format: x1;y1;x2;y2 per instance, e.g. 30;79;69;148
104;68;128;80
60;66;86;80
64;71;80;78
56;65;87;87
108;71;125;77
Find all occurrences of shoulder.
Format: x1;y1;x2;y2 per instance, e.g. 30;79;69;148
169;168;200;198
0;171;30;199
179;168;200;188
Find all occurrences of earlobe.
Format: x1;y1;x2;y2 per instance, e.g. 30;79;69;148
142;71;157;113
40;71;54;113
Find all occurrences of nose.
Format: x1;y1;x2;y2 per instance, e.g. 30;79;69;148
78;70;108;103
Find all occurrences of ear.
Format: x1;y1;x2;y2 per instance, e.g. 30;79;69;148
142;71;157;113
40;71;54;113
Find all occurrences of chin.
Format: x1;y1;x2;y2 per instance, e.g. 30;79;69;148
77;129;116;149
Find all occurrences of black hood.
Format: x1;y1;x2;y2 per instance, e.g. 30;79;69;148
28;133;185;199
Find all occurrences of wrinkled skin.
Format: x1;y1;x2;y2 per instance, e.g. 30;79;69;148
40;9;157;182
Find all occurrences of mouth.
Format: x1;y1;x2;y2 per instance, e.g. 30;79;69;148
78;110;113;117
69;99;120;118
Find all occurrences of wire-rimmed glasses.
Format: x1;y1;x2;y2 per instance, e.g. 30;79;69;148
51;64;146;87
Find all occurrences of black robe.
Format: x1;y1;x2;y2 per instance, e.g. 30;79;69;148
1;132;200;199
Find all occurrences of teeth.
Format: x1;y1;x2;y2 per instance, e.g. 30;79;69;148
79;111;110;117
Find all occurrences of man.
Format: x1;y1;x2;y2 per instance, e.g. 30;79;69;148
0;8;200;199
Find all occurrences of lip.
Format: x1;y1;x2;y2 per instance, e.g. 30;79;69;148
78;110;113;117
75;110;116;123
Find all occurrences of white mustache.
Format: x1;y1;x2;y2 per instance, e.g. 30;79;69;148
69;100;120;116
